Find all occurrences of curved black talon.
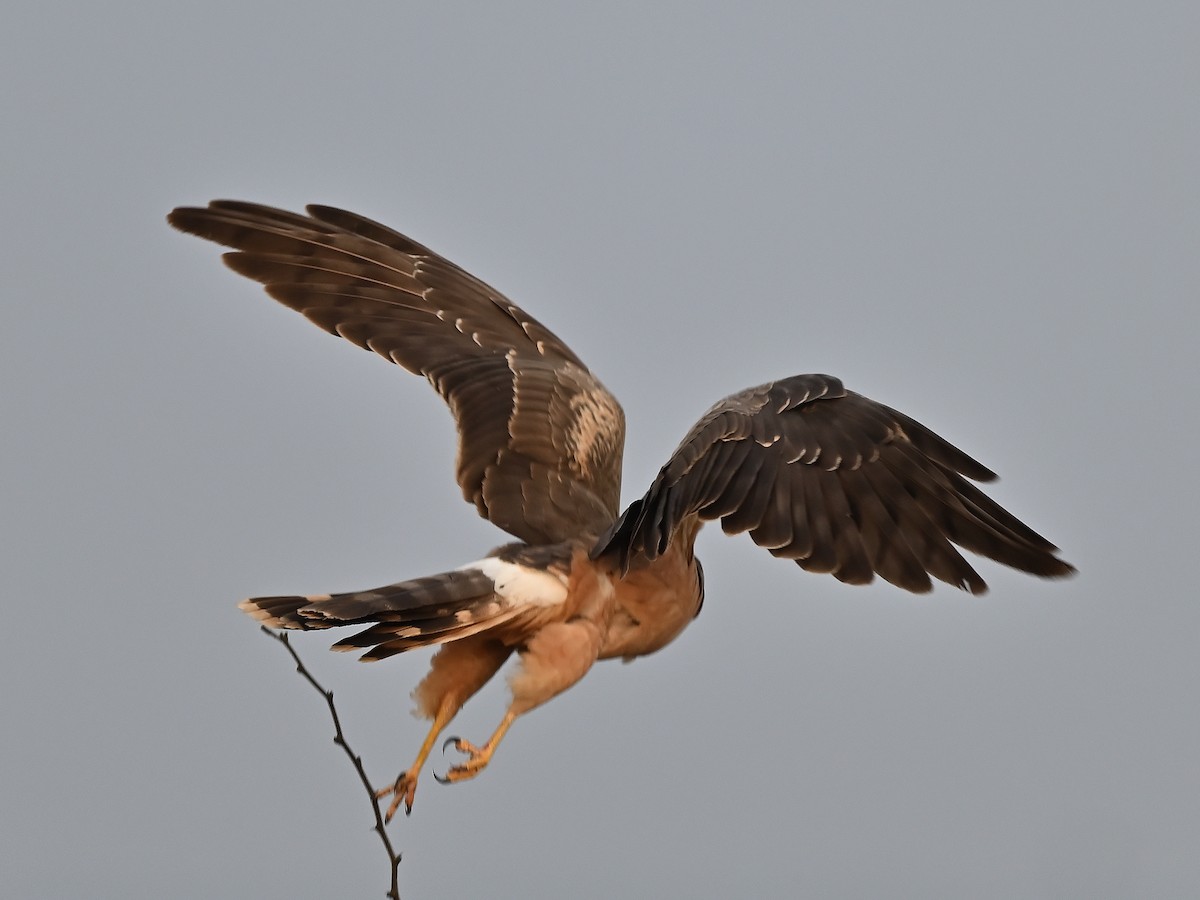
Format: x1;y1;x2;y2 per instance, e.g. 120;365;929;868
433;768;452;785
442;735;462;754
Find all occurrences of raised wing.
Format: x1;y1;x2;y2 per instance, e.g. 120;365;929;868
594;373;1074;594
169;200;625;544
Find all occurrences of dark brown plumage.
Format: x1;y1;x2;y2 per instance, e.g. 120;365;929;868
169;200;624;545
170;200;1074;818
594;373;1074;593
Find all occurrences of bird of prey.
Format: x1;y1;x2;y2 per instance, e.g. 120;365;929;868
169;200;1075;819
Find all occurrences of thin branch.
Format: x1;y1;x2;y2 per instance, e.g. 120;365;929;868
261;625;403;900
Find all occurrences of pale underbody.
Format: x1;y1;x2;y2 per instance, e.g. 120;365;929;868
387;528;703;818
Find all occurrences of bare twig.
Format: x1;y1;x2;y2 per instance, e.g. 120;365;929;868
261;625;403;900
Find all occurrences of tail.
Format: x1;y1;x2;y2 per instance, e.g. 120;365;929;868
239;548;572;661
239;567;519;662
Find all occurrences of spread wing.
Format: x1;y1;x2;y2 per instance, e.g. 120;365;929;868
169;200;625;544
594;373;1074;594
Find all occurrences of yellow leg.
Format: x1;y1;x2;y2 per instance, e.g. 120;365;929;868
437;708;518;785
375;693;457;821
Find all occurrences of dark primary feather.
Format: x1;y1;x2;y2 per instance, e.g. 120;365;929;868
594;373;1075;594
168;200;625;544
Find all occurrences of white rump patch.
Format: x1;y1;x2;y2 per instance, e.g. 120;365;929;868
462;557;569;608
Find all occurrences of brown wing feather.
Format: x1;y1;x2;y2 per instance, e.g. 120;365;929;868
168;200;625;543
594;373;1075;594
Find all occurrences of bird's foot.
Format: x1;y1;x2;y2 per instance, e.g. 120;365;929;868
434;735;496;785
375;769;419;822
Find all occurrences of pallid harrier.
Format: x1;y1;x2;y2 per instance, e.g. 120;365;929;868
169;200;1075;819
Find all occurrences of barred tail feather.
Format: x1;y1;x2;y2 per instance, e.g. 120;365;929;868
237;594;333;629
238;568;495;628
333;597;525;662
237;555;568;660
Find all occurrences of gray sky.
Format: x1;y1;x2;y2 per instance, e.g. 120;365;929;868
3;2;1198;898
